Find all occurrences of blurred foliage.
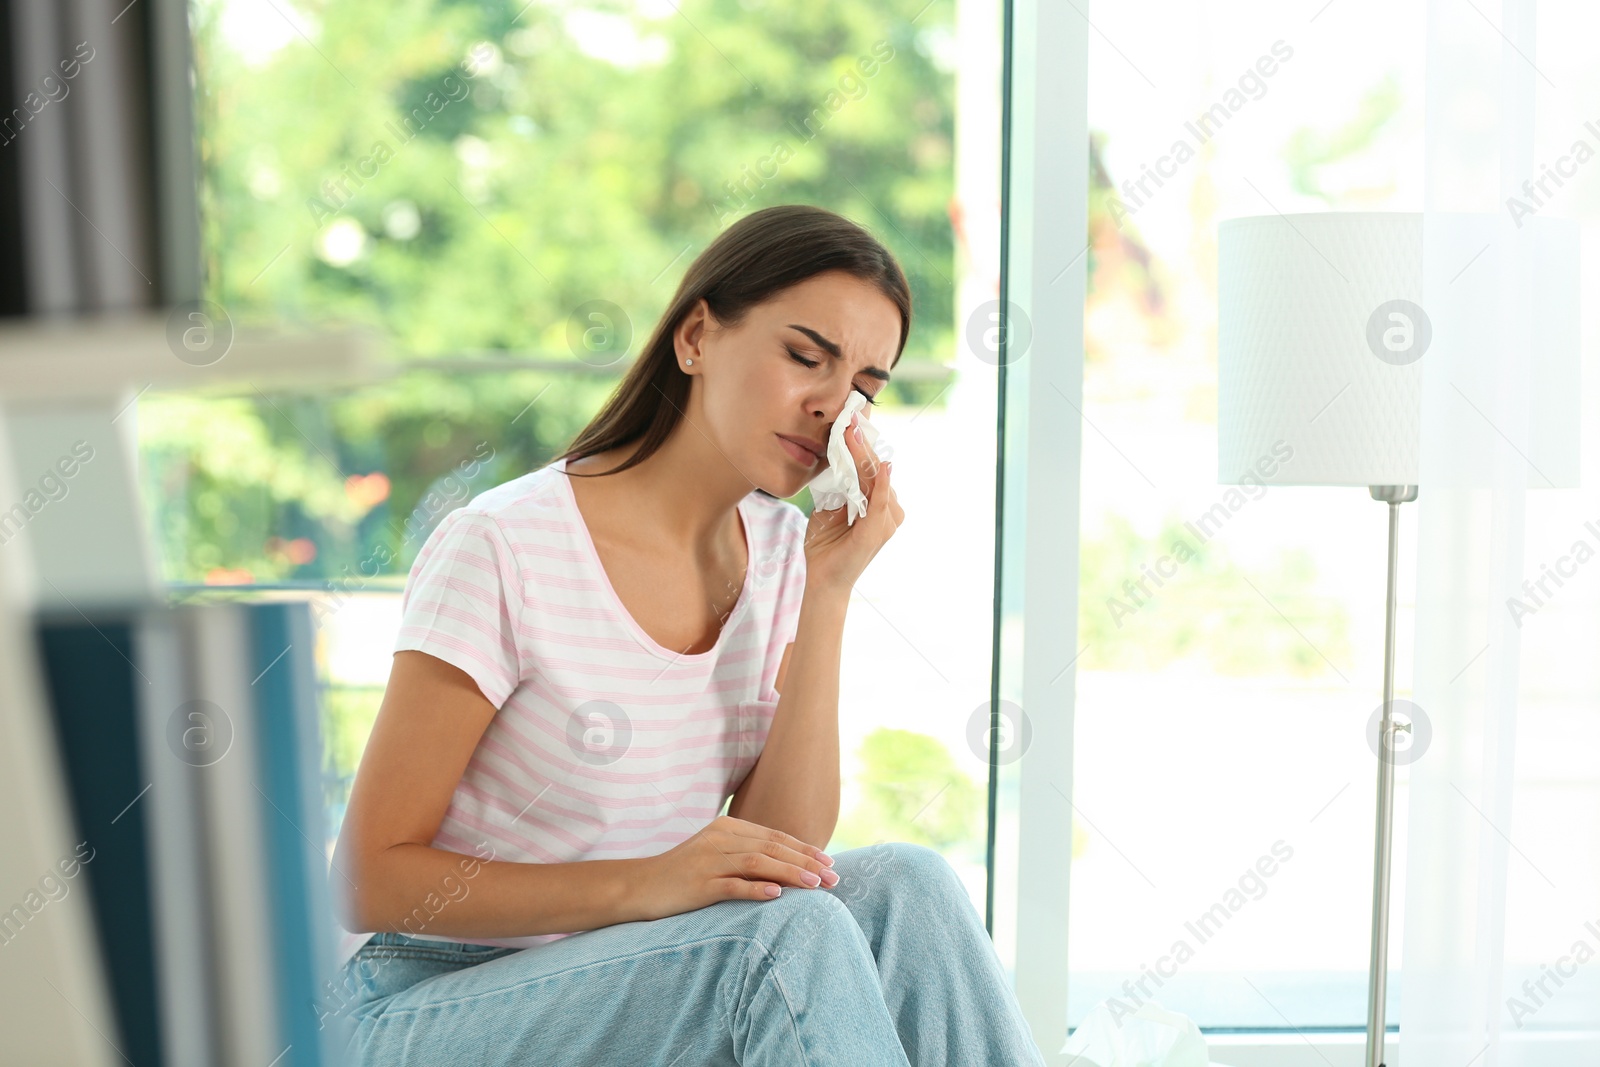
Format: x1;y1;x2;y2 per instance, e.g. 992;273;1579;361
140;372;618;581
832;728;984;860
149;0;958;584
1079;513;1351;677
322;683;384;842
323;684;384;790
1086;130;1168;339
1285;73;1402;202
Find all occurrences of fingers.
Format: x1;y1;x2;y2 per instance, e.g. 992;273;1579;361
857;435;892;520
838;411;866;460
855;414;884;478
731;849;840;889
869;449;891;497
751;838;839;885
842;412;885;490
712;816;839;887
716;815;832;865
717;877;786;901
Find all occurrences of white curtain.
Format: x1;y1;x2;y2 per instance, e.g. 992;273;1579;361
1404;0;1600;1063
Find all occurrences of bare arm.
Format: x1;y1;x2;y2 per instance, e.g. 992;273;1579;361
331;650;836;939
725;585;848;847
726;408;902;847
330;650;649;939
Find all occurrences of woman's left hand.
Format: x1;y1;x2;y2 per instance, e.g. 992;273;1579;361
802;411;904;597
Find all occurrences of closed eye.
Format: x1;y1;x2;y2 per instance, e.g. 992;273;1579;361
786;346;878;406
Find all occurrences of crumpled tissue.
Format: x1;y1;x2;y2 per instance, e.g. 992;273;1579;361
808;390;894;526
1060;1000;1210;1067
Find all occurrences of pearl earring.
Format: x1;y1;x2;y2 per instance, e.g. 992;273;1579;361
685;359;693;365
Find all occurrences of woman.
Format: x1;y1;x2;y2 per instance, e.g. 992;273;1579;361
330;204;1046;1066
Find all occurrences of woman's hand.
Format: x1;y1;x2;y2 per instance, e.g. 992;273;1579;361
803;410;904;596
631;815;840;920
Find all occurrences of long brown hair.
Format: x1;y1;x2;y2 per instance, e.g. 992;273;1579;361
555;205;912;493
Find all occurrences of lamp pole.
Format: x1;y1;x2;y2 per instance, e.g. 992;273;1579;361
1364;484;1416;1067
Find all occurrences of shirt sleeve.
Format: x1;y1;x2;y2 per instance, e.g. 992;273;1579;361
393;508;527;708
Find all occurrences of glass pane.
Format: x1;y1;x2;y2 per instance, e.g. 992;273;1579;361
1069;0;1427;1029
153;0;1002;932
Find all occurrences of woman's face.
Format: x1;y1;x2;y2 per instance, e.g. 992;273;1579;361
677;269;902;496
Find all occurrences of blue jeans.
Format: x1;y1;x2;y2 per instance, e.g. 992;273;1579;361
339;841;1046;1066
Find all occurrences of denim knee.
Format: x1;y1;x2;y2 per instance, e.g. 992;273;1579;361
838;841;965;900
879;841;961;883
712;880;864;968
746;877;855;937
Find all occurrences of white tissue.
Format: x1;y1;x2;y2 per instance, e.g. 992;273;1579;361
807;390;894;526
1060;1000;1210;1067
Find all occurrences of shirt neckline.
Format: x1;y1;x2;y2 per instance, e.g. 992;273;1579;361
551;457;752;663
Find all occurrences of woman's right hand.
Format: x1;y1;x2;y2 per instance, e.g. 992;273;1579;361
631;815;841;921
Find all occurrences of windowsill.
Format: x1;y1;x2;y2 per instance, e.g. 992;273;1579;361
1204;1030;1600;1067
1203;1032;1382;1067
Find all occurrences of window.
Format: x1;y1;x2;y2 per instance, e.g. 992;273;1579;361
1056;0;1600;1043
1064;0;1426;1027
146;0;1003;925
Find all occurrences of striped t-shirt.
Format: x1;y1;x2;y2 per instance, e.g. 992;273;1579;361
333;457;808;969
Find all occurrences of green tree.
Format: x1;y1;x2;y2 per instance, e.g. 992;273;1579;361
833;728;983;859
1078;513;1351;677
191;0;955;363
148;0;958;583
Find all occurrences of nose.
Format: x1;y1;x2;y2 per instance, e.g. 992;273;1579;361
814;392;855;428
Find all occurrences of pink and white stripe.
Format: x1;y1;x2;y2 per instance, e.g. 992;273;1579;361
333;458;807;969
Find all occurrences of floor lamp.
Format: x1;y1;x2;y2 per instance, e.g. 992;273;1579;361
1216;211;1578;1066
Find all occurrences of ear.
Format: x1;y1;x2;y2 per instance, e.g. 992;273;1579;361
673;299;714;368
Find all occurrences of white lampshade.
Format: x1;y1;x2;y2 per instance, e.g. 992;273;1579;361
1217;211;1580;488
